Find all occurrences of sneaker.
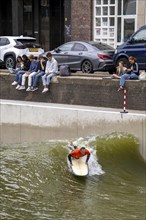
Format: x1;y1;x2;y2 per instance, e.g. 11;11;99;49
26;87;32;92
18;86;25;90
16;85;21;90
32;87;38;92
11;81;17;86
42;88;48;93
117;86;124;91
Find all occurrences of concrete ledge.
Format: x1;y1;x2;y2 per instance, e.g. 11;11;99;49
0;73;146;110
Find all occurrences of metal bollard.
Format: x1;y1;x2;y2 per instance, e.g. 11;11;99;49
120;88;128;114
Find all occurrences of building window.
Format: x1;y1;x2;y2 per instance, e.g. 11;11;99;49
96;0;101;5
124;19;135;41
93;0;136;48
117;0;136;44
110;0;115;4
123;0;136;15
103;0;108;4
96;7;101;15
93;0;116;48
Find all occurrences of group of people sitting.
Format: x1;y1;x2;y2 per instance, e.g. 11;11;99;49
111;56;140;91
10;52;58;93
10;54;142;93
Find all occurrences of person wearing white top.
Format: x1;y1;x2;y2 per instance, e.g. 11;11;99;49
42;52;58;93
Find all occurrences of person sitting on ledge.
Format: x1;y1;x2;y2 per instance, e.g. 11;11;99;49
112;61;127;79
41;52;58;93
9;56;23;75
31;55;47;91
117;56;139;91
18;55;40;91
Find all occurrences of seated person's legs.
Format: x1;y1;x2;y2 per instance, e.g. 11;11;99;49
130;73;139;80
33;71;45;90
118;74;130;91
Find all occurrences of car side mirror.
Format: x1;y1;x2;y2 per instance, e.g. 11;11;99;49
127;38;134;44
54;48;60;53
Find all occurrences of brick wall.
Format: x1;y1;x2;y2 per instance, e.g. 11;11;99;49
71;0;93;40
0;74;146;111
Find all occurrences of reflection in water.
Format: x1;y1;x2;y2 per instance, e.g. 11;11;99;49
0;134;145;220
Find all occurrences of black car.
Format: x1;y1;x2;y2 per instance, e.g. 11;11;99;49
113;25;146;70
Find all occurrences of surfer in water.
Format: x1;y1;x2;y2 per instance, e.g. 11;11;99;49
68;147;90;165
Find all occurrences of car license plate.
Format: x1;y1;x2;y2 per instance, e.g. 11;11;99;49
29;48;38;52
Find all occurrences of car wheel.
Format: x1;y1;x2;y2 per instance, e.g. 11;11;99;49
5;56;16;69
81;60;93;73
116;58;129;68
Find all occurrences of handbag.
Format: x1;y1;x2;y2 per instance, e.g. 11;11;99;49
139;70;146;80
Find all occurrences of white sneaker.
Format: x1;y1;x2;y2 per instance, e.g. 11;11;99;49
26;87;32;91
16;85;21;90
32;87;38;92
42;88;48;93
12;81;17;86
18;86;25;90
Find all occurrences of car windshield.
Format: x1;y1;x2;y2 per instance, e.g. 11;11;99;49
90;42;114;50
132;29;146;43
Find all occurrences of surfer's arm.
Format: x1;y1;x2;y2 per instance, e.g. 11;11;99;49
86;153;90;164
68;154;73;165
68;142;77;151
70;142;78;149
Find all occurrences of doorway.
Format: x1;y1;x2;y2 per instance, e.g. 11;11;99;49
0;0;12;35
49;0;64;49
40;0;64;51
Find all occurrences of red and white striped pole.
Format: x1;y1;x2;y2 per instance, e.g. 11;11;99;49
120;88;128;113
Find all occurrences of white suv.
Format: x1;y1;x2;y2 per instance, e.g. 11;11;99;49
0;36;44;68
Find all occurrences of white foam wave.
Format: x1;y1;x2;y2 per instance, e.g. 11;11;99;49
88;147;105;176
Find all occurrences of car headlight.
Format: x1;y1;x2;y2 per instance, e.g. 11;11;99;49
115;49;117;54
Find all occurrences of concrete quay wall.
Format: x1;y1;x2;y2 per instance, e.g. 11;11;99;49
0;73;146;111
0;100;145;161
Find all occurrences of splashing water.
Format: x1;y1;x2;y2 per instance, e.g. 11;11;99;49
88;147;105;176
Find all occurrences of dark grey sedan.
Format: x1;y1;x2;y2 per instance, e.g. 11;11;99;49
45;41;115;73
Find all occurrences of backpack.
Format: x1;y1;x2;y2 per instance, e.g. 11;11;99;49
60;64;71;76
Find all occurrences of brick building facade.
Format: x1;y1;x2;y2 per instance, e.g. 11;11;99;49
71;0;93;41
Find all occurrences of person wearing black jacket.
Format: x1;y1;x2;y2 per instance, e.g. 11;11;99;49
22;55;31;71
11;55;31;87
118;56;139;91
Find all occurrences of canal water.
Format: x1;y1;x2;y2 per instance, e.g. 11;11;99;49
0;133;145;220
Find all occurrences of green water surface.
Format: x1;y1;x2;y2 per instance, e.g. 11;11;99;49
0;134;145;220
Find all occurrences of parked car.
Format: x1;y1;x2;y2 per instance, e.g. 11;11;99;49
0;36;44;69
113;25;146;70
43;41;115;73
